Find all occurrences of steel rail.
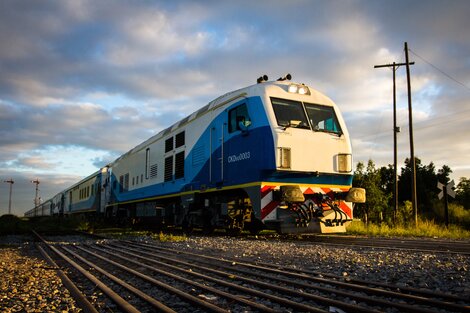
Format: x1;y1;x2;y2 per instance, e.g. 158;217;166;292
235;252;466;304
120;242;450;313
130;241;470;312
76;246;229;313
32;231;140;313
180;251;469;313
89;243;324;312
141;245;448;313
253;260;465;302
60;245;177;313
106;242;379;313
289;235;470;255
35;243;99;313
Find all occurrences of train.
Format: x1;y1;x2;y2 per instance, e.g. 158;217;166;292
25;74;365;234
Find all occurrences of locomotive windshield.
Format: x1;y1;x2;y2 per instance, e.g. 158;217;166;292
304;103;342;135
271;98;342;135
271;98;309;129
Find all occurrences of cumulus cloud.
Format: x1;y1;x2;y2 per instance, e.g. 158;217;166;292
1;0;470;214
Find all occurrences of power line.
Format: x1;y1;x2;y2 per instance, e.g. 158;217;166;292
354;110;470;141
409;49;470;92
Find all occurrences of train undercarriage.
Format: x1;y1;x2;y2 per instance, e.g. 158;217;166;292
103;185;364;235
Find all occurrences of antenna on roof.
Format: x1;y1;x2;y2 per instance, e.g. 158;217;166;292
257;75;269;84
277;73;292;81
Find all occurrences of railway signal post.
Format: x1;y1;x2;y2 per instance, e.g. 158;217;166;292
438;180;456;227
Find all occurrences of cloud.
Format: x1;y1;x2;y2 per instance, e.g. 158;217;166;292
0;169;80;216
1;0;470;215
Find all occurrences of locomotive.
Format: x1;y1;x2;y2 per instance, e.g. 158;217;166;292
25;75;365;234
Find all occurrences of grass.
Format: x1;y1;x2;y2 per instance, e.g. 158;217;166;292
94;229;187;242
346;219;470;239
3;213;469;240
153;231;187;242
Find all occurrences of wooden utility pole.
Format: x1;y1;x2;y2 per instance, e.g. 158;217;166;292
374;61;413;224
404;42;418;227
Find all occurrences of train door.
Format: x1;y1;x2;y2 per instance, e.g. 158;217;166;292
210;121;224;185
68;191;72;213
225;102;252;185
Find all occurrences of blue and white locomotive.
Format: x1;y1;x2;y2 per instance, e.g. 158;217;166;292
25;75;365;233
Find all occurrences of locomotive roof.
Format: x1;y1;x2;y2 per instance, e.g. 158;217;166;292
110;80;332;164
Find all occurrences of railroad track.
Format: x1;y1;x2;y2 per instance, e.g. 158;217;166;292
278;234;470;255
33;231;469;313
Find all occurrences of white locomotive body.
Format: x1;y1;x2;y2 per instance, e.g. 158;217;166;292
26;77;364;233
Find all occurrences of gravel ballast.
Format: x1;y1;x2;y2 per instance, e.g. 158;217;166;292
157;236;470;298
0;234;469;312
0;236;80;313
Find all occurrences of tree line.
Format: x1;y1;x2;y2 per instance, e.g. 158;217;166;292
353;157;470;227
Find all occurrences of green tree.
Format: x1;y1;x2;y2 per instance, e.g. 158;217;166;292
353;160;391;224
398;158;447;216
437;165;452;185
379;164;395;207
456;177;470;210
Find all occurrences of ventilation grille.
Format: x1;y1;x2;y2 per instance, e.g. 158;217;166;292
164;156;173;181
175;151;185;179
150;164;158;179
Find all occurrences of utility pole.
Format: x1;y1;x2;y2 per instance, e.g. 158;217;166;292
374;60;414;224
31;179;40;207
404;42;418;227
4;178;14;214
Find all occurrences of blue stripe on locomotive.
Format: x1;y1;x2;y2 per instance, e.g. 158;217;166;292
111;96;275;203
110;95;353;204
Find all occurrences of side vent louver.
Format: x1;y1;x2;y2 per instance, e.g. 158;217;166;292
150;164;158;179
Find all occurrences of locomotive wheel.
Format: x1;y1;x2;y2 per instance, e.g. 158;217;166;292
226;227;241;236
181;218;193;235
246;215;264;235
202;222;215;235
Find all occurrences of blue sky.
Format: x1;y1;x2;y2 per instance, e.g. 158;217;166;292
1;0;470;215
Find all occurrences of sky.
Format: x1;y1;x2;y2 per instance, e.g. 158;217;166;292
1;0;469;216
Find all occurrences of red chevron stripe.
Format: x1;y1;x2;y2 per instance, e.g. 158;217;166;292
261;185;276;198
261;201;279;219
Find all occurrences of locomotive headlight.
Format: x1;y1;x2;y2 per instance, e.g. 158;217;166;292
298;85;309;95
288;84;310;95
288;84;298;93
337;153;352;173
278;147;291;169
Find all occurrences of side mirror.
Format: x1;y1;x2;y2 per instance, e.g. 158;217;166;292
238;118;252;134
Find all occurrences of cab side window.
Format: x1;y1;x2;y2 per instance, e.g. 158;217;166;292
228;103;251;133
